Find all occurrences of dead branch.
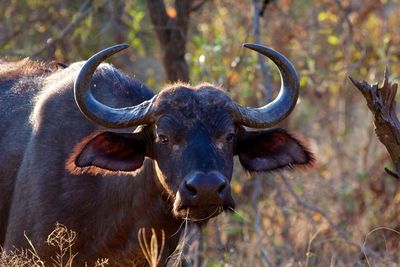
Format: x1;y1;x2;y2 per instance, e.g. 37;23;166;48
349;69;400;179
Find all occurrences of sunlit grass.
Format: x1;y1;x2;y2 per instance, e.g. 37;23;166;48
0;223;109;267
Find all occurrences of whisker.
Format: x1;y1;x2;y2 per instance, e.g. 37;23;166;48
227;206;252;223
169;213;190;267
184;207;222;222
170;219;188;238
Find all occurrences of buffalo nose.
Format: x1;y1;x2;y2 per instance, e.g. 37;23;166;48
180;171;230;206
185;177;227;197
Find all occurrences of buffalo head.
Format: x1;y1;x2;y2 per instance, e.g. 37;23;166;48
68;44;313;221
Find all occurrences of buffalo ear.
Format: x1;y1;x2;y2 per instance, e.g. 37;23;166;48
67;131;147;174
236;128;314;172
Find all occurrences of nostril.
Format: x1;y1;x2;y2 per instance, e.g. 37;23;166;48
185;182;197;196
217;181;227;196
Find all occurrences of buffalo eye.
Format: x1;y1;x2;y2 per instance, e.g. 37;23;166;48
226;133;235;143
158;134;169;144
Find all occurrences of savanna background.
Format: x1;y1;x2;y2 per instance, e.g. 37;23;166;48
1;0;400;266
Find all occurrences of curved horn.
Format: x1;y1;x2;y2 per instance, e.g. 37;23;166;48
74;44;155;129
233;43;299;128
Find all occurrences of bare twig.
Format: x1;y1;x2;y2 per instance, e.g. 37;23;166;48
280;173;350;239
273;179;294;256
259;0;274;17
190;0;208;12
305;232;319;267
252;0;273;102
252;176;273;267
279;172;380;258
0;12;54;49
333;0;353;37
30;0;95;59
362;227;400;267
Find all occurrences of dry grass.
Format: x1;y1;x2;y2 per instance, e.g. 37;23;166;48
1;190;399;267
0;246;44;267
138;228;165;267
46;223;77;267
0;223;109;267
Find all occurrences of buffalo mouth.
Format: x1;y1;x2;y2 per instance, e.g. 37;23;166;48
172;204;234;222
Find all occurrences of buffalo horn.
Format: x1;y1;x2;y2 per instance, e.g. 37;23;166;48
74;44;155;128
232;43;299;128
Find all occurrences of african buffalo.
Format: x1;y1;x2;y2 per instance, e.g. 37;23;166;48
0;44;313;266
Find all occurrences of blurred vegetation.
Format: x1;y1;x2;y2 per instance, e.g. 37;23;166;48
1;0;400;266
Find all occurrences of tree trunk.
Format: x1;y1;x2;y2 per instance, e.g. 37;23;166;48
145;0;194;83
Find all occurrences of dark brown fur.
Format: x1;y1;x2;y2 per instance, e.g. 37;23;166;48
0;58;64;80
